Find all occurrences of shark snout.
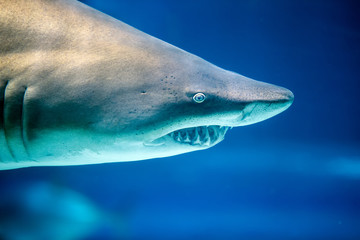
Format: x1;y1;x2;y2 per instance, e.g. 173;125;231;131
236;85;294;126
268;85;294;104
226;75;294;126
262;86;294;114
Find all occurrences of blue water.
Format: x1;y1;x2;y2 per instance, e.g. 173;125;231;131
1;0;359;239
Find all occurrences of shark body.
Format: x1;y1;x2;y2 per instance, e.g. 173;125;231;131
0;0;293;170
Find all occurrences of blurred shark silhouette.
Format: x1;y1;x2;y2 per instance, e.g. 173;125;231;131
0;182;127;240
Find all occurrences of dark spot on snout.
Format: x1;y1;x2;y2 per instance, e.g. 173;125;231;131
141;90;146;94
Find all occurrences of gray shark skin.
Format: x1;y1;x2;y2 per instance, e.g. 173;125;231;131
0;0;293;170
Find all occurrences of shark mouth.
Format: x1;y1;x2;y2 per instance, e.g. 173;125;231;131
167;125;230;147
144;125;231;147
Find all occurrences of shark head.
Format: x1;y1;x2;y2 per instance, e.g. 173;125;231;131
128;55;294;157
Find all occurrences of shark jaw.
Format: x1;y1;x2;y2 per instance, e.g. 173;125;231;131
144;125;231;148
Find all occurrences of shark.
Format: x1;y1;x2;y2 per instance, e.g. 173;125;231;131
0;181;127;239
0;0;293;170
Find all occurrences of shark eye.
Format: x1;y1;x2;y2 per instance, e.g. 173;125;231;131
193;93;206;103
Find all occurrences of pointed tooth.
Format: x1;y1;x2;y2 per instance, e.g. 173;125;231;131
179;130;185;139
220;127;225;135
204;128;211;146
214;125;219;132
184;130;191;143
222;127;230;137
201;126;206;140
176;132;182;142
205;127;210;140
211;126;218;142
193;128;201;145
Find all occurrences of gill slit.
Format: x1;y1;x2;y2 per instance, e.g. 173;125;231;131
3;80;15;159
21;87;29;156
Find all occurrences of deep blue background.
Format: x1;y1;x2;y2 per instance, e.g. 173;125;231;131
1;1;360;239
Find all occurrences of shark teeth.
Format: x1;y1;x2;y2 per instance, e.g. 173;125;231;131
168;125;230;147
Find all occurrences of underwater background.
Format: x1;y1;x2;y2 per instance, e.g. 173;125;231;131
1;0;359;239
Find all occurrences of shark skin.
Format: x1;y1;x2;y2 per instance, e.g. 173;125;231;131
0;0;294;170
